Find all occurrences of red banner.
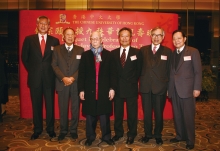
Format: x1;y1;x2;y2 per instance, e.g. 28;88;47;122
19;10;178;119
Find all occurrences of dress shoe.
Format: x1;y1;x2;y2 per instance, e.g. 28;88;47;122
31;132;41;140
58;133;66;141
186;144;194;150
47;131;56;138
112;135;122;141
102;139;115;145
85;139;94;146
70;133;78;139
155;138;163;145
126;137;134;145
170;138;180;143
139;136;152;143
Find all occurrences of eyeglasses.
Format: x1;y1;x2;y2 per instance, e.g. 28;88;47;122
90;38;101;41
151;34;163;38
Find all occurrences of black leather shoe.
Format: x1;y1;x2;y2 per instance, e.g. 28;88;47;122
139;136;152;143
186;144;194;150
112;135;122;141
47;131;56;138
31;132;41;140
170;138;180;143
102;139;115;145
70;133;78;139
85;139;94;146
155;138;163;145
58;133;66;141
126;137;134;144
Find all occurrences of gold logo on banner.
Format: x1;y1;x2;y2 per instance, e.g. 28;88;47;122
56;14;70;24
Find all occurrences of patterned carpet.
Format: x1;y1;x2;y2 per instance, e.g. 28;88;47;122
0;96;220;151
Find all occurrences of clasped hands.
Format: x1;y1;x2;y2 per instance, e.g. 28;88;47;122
79;89;115;101
62;77;75;86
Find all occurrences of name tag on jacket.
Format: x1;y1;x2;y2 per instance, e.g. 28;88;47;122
161;55;167;60
130;55;137;61
76;55;81;59
51;46;54;50
184;56;191;61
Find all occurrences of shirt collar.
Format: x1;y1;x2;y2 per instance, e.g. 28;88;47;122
151;44;160;51
177;45;185;53
65;43;74;51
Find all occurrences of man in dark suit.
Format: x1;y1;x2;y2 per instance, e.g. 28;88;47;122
51;28;84;141
21;16;60;139
78;31;116;146
0;53;7;123
139;27;172;145
111;27;140;145
168;30;202;150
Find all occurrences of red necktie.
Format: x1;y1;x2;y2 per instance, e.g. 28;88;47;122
41;36;46;56
121;49;126;67
152;46;157;54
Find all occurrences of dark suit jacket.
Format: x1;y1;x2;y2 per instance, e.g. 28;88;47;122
0;54;7;87
21;34;60;88
78;49;117;116
168;45;202;98
51;44;84;91
139;45;172;95
111;46;141;98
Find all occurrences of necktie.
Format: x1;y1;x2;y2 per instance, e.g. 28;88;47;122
152;46;157;54
40;36;45;56
121;49;126;67
177;49;180;54
67;46;71;52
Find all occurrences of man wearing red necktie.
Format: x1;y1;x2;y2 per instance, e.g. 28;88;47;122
21;16;60;140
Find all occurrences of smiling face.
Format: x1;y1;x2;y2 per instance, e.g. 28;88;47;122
37;18;50;35
151;28;164;45
63;28;75;46
119;30;131;48
172;31;186;49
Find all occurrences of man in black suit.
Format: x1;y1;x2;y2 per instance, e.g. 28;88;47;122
51;28;84;141
0;53;7;123
111;27;140;145
168;30;202;150
139;27;172;145
21;16;60;140
78;31;116;146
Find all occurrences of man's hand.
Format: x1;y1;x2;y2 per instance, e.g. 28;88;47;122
79;91;85;100
193;90;200;97
62;77;74;86
109;89;115;101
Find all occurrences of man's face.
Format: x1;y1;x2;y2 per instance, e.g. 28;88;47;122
37;18;50;35
151;29;164;45
172;32;186;49
63;29;75;46
90;32;102;49
119;30;131;48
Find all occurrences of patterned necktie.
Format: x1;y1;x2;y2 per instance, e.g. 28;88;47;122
40;36;45;56
152;46;157;54
121;49;126;67
67;46;71;52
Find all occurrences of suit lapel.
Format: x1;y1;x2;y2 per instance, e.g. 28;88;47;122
176;46;187;72
69;45;78;65
33;35;42;57
60;44;68;60
44;35;52;57
116;48;122;68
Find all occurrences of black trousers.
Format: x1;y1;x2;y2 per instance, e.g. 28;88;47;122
114;95;138;138
141;92;166;138
86;114;111;141
58;82;79;134
171;87;195;145
30;80;55;133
